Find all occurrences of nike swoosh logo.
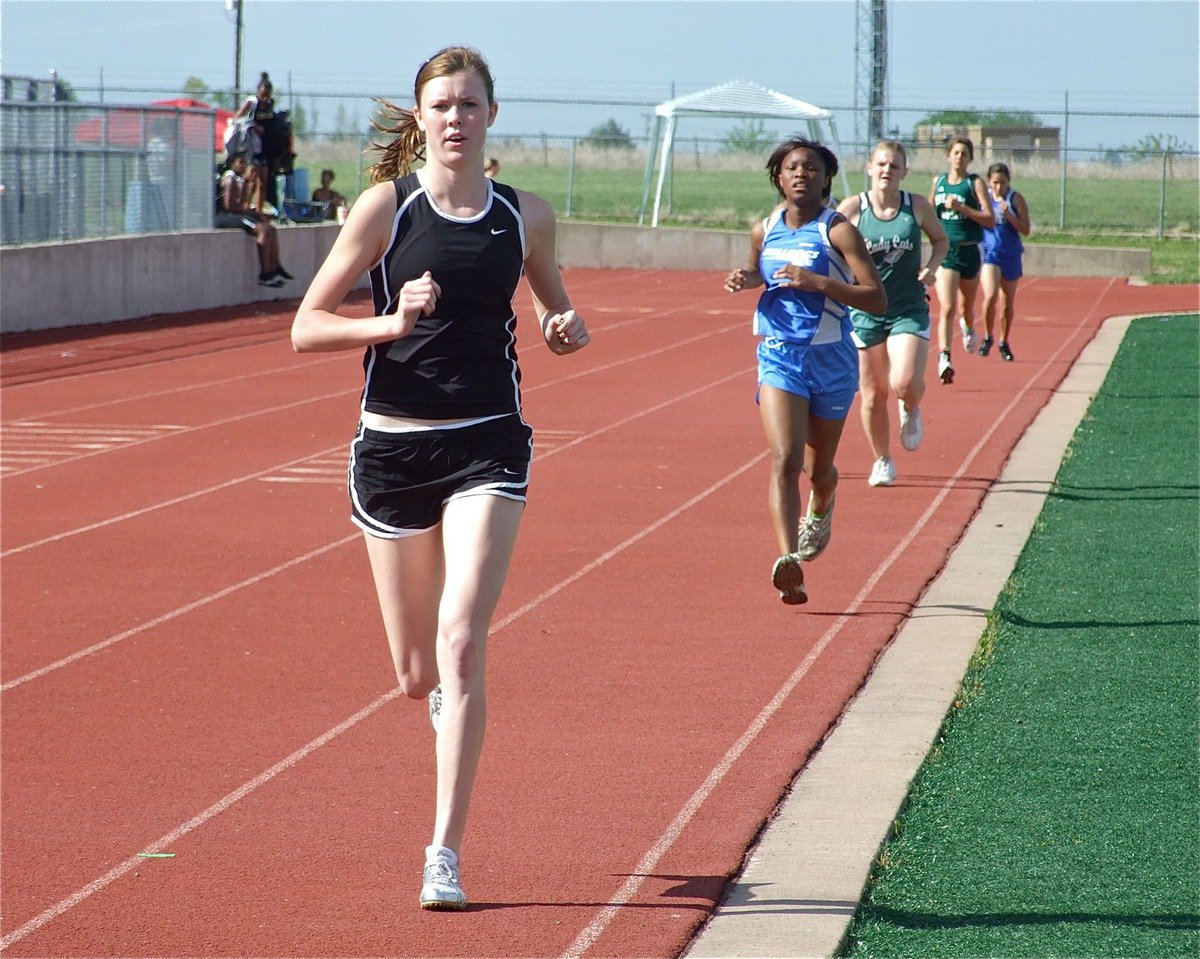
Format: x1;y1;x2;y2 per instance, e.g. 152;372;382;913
490;228;507;235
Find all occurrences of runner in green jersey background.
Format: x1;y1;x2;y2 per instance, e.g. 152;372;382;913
929;137;994;385
840;141;948;487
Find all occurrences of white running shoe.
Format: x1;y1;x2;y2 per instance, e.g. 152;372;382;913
797;498;835;561
427;685;442;733
770;553;807;605
868;457;897;487
960;319;978;353
938;351;954;385
899;403;924;452
420;846;468;910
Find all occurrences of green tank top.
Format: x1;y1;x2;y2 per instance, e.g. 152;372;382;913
933;172;983;246
854;190;926;318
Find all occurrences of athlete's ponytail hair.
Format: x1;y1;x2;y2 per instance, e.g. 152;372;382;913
766;136;839;201
367;46;496;184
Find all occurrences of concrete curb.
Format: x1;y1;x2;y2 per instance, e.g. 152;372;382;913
684;314;1137;959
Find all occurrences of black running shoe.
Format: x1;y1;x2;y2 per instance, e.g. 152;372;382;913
979;336;993;357
998;341;1014;361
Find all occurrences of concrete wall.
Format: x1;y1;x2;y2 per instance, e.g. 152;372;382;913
1;221;1152;335
0;223;360;335
556;221;1152;278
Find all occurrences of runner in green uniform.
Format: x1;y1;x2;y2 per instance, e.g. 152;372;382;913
929;137;994;385
840;141;948;487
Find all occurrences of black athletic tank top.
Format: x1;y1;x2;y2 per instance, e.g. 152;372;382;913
364;172;527;418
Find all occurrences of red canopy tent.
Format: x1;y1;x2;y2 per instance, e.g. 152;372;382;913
74;99;234;152
151;99;235;152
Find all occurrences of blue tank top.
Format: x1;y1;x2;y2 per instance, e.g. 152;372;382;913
753;207;852;345
983;189;1024;258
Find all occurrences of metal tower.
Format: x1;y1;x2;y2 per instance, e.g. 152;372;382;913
853;0;888;154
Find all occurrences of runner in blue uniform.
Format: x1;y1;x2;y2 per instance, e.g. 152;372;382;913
725;137;886;605
979;162;1032;361
291;46;590;912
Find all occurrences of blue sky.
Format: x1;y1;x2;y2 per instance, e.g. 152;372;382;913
3;0;1197;151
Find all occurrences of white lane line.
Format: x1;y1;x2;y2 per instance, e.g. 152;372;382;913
0;535;359;692
2;365;753;683
559;282;1114;959
0;454;767;949
4;353;348;419
2;341;747;555
0;687;402;952
0;422;190;472
1;388;356;480
1;444;347;558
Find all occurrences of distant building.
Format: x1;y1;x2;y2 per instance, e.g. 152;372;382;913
913;123;1061;165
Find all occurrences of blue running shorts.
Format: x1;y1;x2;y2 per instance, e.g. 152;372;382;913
756;335;859;420
983;248;1024;282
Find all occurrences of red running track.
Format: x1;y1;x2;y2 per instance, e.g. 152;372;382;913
2;272;1196;958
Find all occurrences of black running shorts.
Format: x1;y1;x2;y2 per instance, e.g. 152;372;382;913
349;414;533;538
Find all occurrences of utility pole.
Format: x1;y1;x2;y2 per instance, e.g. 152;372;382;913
232;0;244;106
854;0;888;154
869;0;887;143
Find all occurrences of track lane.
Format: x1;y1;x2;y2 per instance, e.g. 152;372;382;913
3;274;1196;957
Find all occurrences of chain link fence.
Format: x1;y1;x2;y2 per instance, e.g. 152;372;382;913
3;80;1196;244
303;133;1199;239
2;89;219;245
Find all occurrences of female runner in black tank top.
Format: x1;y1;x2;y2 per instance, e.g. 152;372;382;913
291;46;591;911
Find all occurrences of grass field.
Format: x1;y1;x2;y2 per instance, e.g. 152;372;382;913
838;314;1200;959
299;143;1199;285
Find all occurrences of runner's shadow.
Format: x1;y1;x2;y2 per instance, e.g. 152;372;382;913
1000;610;1199;630
462;874;740;913
700;882;860;917
911;603;992;617
856;905;1200;933
1048;481;1199;502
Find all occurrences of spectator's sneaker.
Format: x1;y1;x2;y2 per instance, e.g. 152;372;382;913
770;553;807;605
868;457;897;487
938;351;954;385
258;273;284;288
899;403;924;452
960;319;978;353
275;266;294;281
797;498;835;561
978;336;993;357
999;341;1014;361
420;846;468;911
427;685;442;734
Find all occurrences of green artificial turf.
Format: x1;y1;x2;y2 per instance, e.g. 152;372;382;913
840;314;1200;959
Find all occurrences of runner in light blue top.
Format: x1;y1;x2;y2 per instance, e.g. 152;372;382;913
753;204;855;347
979;162;1032;361
725;137;885;606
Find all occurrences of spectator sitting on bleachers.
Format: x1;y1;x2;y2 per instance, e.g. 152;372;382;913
311;168;347;220
214;153;292;287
